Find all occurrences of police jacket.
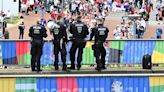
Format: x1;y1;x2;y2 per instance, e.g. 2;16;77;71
19;24;25;31
51;22;68;43
69;20;89;40
29;24;47;40
90;24;109;43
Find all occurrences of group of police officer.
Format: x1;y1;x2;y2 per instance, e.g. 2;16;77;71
29;16;109;72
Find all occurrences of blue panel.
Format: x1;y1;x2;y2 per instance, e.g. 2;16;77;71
77;77;149;92
3;57;17;64
41;41;72;65
2;42;16;59
41;42;54;65
37;78;57;92
122;41;155;64
105;48;110;64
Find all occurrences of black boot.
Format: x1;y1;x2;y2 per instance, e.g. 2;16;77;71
54;63;59;70
102;65;107;70
77;64;81;70
37;69;42;72
68;64;75;70
62;64;67;71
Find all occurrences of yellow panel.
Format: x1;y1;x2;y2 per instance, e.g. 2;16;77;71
152;51;164;63
85;42;94;48
150;77;164;86
0;60;2;65
0;78;15;92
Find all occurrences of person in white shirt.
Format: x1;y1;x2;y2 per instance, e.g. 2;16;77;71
29;0;34;11
71;2;77;13
50;5;54;13
140;18;146;30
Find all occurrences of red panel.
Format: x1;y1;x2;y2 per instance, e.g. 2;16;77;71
56;77;79;92
16;41;30;56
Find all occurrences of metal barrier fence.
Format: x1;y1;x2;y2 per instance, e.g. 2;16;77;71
1;40;164;66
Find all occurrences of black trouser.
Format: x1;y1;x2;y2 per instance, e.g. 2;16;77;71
93;43;106;68
70;40;86;67
2;27;5;34
19;30;24;39
30;40;43;70
30;5;34;11
53;41;67;66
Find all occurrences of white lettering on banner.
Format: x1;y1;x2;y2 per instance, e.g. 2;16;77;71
59;88;71;92
126;87;148;92
51;89;58;92
35;87;148;92
73;88;79;92
40;89;49;92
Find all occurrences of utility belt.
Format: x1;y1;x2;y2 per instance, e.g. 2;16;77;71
31;39;44;45
72;38;85;43
92;40;104;50
95;40;104;45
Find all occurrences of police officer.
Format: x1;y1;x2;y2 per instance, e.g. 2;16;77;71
29;21;47;72
50;16;68;71
18;22;25;39
90;19;109;71
69;16;89;70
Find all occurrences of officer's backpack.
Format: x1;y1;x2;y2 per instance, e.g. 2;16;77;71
142;54;152;69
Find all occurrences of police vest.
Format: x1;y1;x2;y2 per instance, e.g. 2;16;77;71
33;26;41;35
53;27;60;35
98;27;106;36
75;23;84;34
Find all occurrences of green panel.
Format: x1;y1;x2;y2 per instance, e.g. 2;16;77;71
82;48;94;64
18;52;31;65
150;85;164;92
16;78;36;92
16;78;36;84
23;52;31;65
119;41;125;50
110;41;119;49
110;41;125;50
16;89;36;92
154;41;164;54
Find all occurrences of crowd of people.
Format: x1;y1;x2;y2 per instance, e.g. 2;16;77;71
111;0;164;39
0;0;163;39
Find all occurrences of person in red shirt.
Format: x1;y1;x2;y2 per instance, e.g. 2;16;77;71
51;11;56;20
58;12;63;17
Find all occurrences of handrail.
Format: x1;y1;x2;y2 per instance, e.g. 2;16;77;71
0;73;164;78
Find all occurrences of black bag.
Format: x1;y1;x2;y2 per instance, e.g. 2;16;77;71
142;54;152;69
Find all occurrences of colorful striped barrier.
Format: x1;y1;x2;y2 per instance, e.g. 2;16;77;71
0;76;163;92
1;40;164;65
